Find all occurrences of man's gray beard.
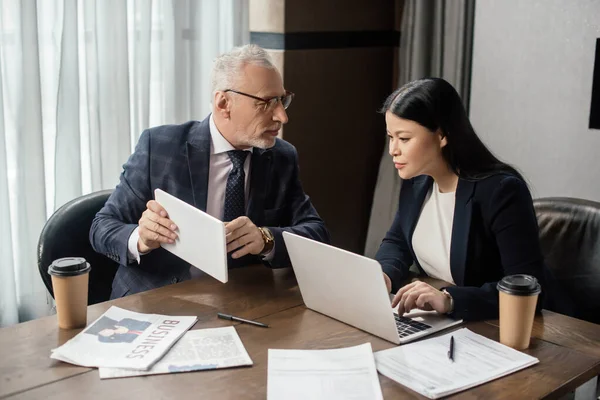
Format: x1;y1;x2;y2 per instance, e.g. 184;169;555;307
246;135;276;150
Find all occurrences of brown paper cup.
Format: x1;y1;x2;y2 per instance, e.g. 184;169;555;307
48;257;91;330
499;291;539;349
497;274;541;350
52;273;89;329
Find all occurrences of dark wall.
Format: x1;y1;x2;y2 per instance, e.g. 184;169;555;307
251;0;400;253
284;49;392;253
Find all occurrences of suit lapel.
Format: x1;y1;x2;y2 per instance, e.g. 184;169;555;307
247;148;271;225
450;178;476;286
186;119;211;211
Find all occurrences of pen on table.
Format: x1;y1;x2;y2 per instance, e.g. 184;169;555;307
217;312;269;328
447;335;455;362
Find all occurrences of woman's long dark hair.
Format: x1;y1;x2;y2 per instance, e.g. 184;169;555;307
381;78;524;182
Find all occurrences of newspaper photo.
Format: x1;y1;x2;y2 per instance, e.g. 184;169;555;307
99;326;253;379
51;306;197;370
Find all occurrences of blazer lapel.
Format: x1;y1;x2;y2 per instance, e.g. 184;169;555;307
246;148;271;225
450;178;476;286
186;119;211;211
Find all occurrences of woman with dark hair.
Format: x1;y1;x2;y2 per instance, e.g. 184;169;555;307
377;77;547;321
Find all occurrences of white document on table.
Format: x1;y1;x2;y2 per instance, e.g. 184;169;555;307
375;328;539;399
99;327;252;379
267;343;383;400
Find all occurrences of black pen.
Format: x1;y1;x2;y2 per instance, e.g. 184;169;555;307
448;335;455;362
217;312;269;328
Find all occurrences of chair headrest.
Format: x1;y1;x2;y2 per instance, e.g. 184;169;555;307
37;189;118;304
533;197;600;324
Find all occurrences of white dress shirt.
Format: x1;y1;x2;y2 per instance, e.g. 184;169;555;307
127;115;274;263
411;181;456;284
205;114;252;219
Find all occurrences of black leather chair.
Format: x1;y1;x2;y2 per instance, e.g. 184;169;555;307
37;189;119;305
534;197;600;324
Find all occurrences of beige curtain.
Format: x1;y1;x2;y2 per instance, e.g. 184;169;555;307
0;0;249;327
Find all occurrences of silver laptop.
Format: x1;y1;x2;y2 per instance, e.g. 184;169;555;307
283;231;462;344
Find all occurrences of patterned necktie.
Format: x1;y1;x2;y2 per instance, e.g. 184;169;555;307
223;150;248;222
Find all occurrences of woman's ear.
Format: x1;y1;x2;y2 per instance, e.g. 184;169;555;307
437;129;448;148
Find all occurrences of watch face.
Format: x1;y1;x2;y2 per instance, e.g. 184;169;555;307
259;228;275;255
263;228;274;241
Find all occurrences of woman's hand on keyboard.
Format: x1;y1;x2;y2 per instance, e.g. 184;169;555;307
392;281;452;315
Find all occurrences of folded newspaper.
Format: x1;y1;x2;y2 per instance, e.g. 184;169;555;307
99;326;253;379
51;306;197;370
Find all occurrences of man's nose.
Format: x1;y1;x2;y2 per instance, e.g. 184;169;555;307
273;103;289;124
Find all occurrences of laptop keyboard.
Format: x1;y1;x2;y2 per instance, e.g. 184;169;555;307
394;314;432;338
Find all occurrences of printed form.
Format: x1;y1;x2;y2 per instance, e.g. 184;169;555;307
267;343;383;400
375;328;539;399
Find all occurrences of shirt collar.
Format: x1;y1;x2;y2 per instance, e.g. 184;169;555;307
209;114;253;155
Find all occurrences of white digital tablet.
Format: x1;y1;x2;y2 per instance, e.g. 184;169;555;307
154;189;228;283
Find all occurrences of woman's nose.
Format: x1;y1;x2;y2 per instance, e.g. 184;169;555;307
389;141;400;156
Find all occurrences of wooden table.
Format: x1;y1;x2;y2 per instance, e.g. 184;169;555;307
1;265;599;400
487;310;600;360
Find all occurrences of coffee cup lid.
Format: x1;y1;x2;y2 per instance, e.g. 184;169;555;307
497;274;541;296
48;257;91;277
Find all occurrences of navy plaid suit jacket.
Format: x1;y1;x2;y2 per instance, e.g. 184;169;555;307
89;117;330;298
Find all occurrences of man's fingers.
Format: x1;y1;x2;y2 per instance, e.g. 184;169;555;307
231;239;262;259
226;232;253;252
228;225;265;258
224;217;249;234
145;212;178;235
226;223;252;244
147;200;168;217
152;222;177;241
139;226;174;244
136;201;178;251
141;217;178;240
231;245;252;259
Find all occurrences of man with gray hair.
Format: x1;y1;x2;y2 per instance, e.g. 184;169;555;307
90;44;329;298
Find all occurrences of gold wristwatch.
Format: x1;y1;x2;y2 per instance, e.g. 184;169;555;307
258;227;275;255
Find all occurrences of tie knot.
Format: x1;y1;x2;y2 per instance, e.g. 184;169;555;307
227;150;248;169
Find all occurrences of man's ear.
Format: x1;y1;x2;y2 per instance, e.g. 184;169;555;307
214;91;231;119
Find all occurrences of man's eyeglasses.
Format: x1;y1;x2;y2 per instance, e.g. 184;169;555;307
224;89;294;112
